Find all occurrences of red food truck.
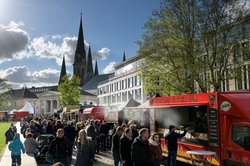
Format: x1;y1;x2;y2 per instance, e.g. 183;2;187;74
125;92;250;166
78;106;104;122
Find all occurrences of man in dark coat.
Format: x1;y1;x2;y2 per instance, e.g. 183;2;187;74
165;125;188;166
63;121;76;164
49;129;71;166
111;126;123;166
5;126;15;144
99;120;110;151
120;128;133;166
131;128;152;166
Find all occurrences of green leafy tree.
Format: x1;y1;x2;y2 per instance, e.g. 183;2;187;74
58;75;81;106
138;0;248;96
0;78;11;110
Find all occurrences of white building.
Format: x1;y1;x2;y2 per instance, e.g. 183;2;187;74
97;56;147;110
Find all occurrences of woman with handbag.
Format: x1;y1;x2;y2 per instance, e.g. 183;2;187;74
75;129;95;166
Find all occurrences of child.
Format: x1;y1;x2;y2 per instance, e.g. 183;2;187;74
8;133;25;166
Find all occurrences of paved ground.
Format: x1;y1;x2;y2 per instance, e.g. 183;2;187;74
37;150;113;166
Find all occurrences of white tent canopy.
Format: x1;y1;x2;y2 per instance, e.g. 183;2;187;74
9;109;17;114
18;102;35;114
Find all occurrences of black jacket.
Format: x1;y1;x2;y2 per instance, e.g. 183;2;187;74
120;135;133;166
165;130;187;151
131;137;152;166
49;137;70;159
111;133;120;154
64;125;76;143
99;123;109;135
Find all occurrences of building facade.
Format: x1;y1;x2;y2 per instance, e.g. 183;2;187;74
97;56;147;110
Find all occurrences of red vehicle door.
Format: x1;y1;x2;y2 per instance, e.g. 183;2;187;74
225;121;250;166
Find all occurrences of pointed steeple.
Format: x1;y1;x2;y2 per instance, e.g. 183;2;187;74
74;13;86;64
94;60;99;76
123;51;126;62
86;45;93;81
73;13;87;87
59;56;66;84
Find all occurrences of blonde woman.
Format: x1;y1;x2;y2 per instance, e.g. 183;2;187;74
75;129;95;166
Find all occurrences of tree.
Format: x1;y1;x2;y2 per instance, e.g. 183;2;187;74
0;78;11;110
58;75;81;106
138;0;249;96
197;0;249;92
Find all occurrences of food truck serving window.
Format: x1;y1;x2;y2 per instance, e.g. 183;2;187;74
232;125;250;151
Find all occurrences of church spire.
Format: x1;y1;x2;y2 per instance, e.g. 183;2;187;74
58;56;66;84
94;60;99;76
73;13;87;87
74;13;86;64
122;51;126;62
86;45;93;81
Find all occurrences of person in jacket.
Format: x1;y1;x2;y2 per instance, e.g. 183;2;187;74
8;133;25;166
129;124;139;141
149;133;163;166
24;132;40;156
75;129;95;166
46;120;54;135
5;126;15;144
165;125;188;166
120;127;133;166
111;126;123;166
94;120;101;153
49;128;71;166
131;128;152;166
99;120;110;151
63;121;76;163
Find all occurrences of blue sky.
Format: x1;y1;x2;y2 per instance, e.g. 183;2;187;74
0;0;160;89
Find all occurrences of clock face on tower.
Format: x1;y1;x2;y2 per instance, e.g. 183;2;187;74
77;53;81;58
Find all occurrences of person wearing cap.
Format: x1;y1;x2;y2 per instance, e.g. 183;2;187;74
8;133;25;166
165;125;188;166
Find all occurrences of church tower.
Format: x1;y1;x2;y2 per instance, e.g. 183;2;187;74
58;56;66;84
122;51;126;62
73;13;87;87
86;45;94;82
94;60;99;76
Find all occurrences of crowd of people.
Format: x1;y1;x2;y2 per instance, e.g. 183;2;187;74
5;115;188;166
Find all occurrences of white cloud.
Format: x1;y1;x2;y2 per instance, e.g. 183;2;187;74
31;36;99;66
94;47;110;60
31;37;62;59
0;21;111;66
103;62;116;74
52;34;63;40
1;66;31;83
0;21;30;63
0;66;60;89
61;36;78;65
32;69;60;83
